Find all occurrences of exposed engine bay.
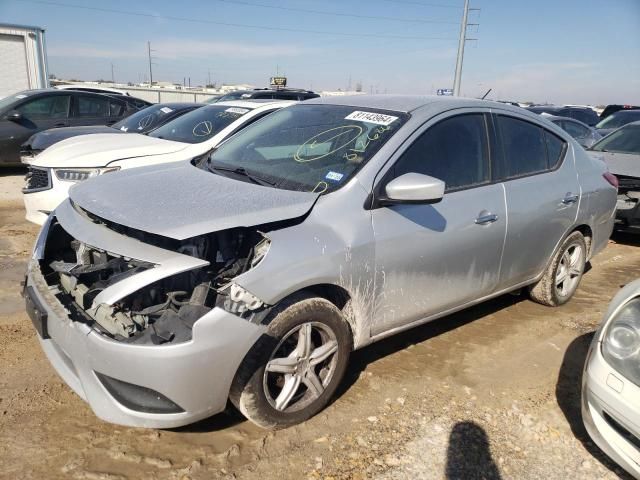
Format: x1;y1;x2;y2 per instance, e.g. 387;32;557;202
40;218;272;345
615;175;640;228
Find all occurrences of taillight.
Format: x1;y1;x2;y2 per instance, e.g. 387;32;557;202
603;172;618;189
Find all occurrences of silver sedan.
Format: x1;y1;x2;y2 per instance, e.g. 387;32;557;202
25;95;617;429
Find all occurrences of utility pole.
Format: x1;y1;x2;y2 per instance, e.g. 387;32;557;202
147;41;155;87
111;63;114;84
453;0;479;97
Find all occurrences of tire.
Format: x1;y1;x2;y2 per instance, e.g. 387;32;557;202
229;293;352;429
529;231;587;307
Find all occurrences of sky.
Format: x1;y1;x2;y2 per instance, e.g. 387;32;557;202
1;0;639;105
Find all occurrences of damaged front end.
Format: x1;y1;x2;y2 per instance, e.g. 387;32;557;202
39;203;273;345
616;175;640;229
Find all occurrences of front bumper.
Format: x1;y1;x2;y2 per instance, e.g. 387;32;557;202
582;338;640;478
23;173;74;226
26;260;266;428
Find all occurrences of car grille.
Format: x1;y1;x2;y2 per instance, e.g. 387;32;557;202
23;167;52;192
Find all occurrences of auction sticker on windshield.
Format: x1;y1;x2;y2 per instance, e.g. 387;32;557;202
226;107;250;115
345;111;398;126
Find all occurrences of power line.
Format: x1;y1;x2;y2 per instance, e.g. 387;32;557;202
378;0;462;8
18;0;458;41
213;0;459;24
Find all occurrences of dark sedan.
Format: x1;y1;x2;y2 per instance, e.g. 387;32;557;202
20;102;203;163
527;105;600;126
0;89;148;166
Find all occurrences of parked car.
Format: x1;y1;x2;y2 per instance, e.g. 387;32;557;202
582;278;640;479
20;103;203;163
0;89;145;166
527;105;600;126
600;104;640;120
24;95;616;430
542;114;602;148
22;100;294;224
595;109;640;137
588;121;640;230
207;88;320;103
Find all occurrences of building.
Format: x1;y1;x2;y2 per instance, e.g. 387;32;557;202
0;23;49;97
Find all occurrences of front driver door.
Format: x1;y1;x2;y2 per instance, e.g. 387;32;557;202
0;94;70;165
370;112;506;335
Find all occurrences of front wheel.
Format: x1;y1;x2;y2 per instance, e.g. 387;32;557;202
229;295;352;429
529;231;587;306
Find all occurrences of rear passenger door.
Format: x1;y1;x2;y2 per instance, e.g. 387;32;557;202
371;111;506;334
493;113;578;289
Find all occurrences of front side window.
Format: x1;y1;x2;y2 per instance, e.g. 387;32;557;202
148;104;251;144
205;104;407;193
392;114;489;192
497;116;547;178
16;95;70;119
77;96;109;117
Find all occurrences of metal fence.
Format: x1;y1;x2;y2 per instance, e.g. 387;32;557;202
117;87;219;104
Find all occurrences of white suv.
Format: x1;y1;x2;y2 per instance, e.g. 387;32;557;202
22;100;295;224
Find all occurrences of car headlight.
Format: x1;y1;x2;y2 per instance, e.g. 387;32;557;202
602;297;640;385
54;167;120;182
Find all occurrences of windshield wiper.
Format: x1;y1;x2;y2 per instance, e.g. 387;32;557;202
209;164;277;187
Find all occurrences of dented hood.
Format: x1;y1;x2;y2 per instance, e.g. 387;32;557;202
68;161;319;240
589;151;640;178
32;132;188;168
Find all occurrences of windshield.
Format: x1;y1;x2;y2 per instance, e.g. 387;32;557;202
205;104;408;193
148;104;251;144
113;104;188;133
0;92;28;112
596;111;640;130
591;124;640;154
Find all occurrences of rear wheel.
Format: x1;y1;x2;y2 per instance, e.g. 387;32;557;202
229;294;351;429
529;231;586;306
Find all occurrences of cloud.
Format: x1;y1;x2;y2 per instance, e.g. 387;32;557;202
49;38;308;60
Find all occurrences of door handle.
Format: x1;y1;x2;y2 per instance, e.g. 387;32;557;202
562;193;579;205
475;212;499;225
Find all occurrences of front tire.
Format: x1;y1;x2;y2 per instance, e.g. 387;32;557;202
529;231;586;306
229;294;352;429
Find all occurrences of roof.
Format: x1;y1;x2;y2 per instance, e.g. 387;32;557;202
0;23;45;32
304;94;512;113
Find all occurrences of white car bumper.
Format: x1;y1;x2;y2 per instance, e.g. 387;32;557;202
23;168;76;225
582;338;640;478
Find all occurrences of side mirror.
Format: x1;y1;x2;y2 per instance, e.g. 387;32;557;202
6;110;22;122
383;172;445;204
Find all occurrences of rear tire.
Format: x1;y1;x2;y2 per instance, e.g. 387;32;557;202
229;294;351;429
529;231;586;306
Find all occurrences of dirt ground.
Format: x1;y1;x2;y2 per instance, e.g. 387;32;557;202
1;170;638;480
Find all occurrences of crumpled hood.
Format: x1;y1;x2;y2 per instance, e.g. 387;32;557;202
68;161;319;240
588;151;640;178
23;126;121;153
32;132;188;168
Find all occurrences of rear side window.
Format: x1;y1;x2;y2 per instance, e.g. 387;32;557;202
545;131;566;169
562;121;589;139
109;100;125;117
77;96;109;117
496;116;547;178
393;113;490;192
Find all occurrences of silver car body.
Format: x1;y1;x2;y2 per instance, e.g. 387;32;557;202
25;95;617;428
583;279;640;478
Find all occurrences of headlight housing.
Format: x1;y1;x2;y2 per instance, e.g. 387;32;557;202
602;297;640;386
54;166;120;182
